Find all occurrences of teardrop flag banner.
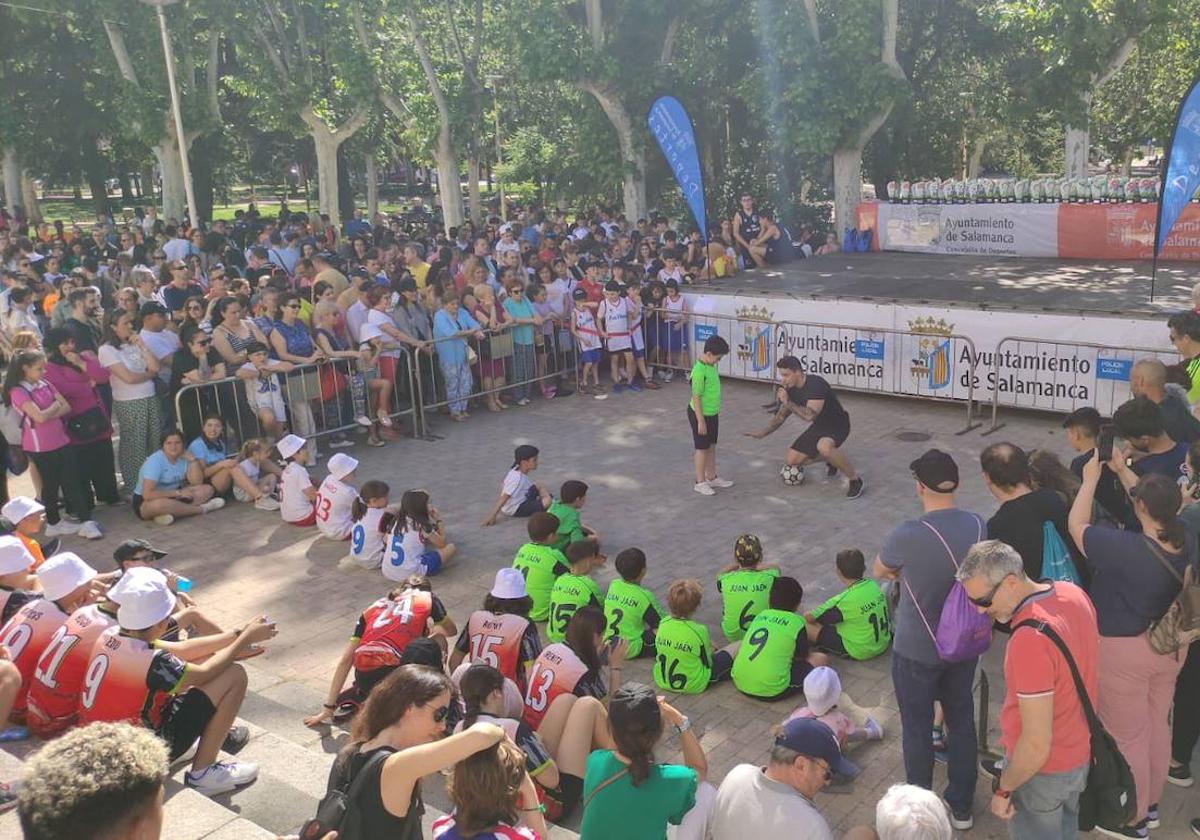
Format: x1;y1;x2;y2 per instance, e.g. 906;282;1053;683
1153;73;1200;299
648;96;707;242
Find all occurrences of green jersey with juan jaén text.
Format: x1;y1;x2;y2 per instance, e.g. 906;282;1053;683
731;609;806;698
717;567;780;641
809;578;892;660
546;501;585;552
604;578;663;658
653;617;713;695
513;542;570;622
547;573;602;642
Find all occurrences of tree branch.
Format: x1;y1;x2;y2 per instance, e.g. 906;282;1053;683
293;0;315;89
472;0;483;75
259;0;293;73
406;4;453;128
659;15;681;64
584;0;604;51
102;20;140;87
350;0;416;128
205;29;222;125
1093;35;1137;89
444;0;480;90
251;20;292;84
802;0;820;47
880;0;904;78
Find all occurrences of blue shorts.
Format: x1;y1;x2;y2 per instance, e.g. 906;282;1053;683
420;550;443;576
633;348;644;359
580;348;601;365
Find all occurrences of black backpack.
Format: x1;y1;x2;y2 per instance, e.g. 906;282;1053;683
1012;620;1136;831
299;747;392;840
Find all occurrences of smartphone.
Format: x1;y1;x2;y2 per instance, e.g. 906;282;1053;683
1097;424;1114;462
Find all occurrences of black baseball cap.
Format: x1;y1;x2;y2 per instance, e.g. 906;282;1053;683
572;289;587;300
775;718;856;777
113;538;168;564
910;449;959;493
139;301;168;317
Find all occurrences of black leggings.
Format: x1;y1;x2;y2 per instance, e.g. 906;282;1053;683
1172;639;1200;766
66;439;120;513
28;447;92;525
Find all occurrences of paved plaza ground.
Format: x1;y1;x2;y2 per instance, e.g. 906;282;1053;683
1;378;1196;838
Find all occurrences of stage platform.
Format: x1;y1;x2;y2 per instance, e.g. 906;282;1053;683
698;252;1196;317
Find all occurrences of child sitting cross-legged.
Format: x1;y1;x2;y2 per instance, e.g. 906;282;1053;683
653;579;737;694
603;548;663;659
782;665;883;780
803;548;892;661
546;539;605;643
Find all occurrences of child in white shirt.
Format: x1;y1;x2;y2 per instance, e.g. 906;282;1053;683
236;341;293;440
277;433;317;525
480;444;553;527
231;438;281;510
315;452;358;540
348;480;394;569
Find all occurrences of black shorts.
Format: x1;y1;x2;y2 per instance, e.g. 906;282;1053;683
354;665;398;696
790;422;850;459
514;485;546;517
132;494;145;519
687;407;719;450
158;688;216;760
813;624;848;657
710;649;734;683
739;659;815;701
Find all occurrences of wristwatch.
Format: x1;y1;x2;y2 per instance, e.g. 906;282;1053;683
673;716;692;735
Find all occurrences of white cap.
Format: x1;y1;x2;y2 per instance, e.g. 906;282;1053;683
1;496;44;524
0;535;35;575
327;453;358;481
37;552;97;602
108;566;168;606
276;433;306;459
802;665;842;717
116;572;176;630
490;567;528;600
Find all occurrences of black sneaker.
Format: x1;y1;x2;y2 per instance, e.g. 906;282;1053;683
221;724;249;753
1146;804;1160;830
1169;762;1194;787
949;809;972;831
846;477;864;499
1094;823;1147;839
826;463;838;478
980;758;1002;781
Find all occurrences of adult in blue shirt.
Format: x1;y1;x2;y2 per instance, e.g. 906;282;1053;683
432;290;483;421
132;429;224;525
187;415;261;500
344;209;371;238
501;281;541;406
1112;397;1188;486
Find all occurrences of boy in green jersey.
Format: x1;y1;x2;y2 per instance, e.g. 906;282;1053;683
512;512;570;622
731;576;828;700
804;549;892;661
547;538;605;642
603;548;664;658
546;480;598;552
687;335;732;496
653;579;736;695
716;534;781;641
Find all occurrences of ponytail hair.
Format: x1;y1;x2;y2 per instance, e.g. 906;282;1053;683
352;479;389;522
458;664;505;729
609;709;660;787
1133;473;1186;549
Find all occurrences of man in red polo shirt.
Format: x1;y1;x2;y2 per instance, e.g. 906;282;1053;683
957;539;1098;840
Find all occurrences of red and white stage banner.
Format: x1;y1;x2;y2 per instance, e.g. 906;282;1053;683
856;201;1200;261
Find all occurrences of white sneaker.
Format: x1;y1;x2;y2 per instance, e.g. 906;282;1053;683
153;514;175;526
253;496;281;511
199;498;226;514
44;521;79;537
663;370;675;383
185;760;259;796
77;520;103;540
355;415;373;427
864;717;884;740
694;481;716;496
328;437;354;449
708;477;734;488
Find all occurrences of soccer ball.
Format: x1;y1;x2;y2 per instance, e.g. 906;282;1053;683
780;464;806;486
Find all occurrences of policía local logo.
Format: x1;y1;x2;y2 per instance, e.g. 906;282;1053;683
735;305;774;372
907;317;954;390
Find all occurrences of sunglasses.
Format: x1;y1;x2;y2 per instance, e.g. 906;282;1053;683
431;704;450;723
967;574;1012;608
172;264;188;270
284;303;301;309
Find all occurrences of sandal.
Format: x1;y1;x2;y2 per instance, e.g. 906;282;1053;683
377;413;393;428
366;437;385;447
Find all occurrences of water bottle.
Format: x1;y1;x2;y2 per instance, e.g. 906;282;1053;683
175;576;193;593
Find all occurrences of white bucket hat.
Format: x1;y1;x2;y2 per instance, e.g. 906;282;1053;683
1;496;44;524
276;433;306;460
802;665;842;717
116;572;177;631
38;552;97;602
0;535;35;575
490;567;528;600
327;453;359;481
107;566;168;606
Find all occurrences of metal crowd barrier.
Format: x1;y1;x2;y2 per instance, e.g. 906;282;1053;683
173;348;419;447
985;336;1177;433
415;325;578;438
646;307;981;433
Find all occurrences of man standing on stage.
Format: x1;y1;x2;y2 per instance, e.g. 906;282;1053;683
744;355;864;499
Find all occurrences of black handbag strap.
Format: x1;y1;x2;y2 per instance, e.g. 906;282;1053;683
341;747;392;805
1012;620;1101;731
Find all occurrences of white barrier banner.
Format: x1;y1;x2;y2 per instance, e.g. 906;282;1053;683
876;203;1059;258
686;293;1172;411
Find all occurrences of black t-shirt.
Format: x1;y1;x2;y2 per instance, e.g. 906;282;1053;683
986;487;1077;580
787;375;849;429
170;348;224;394
333;746;422;840
1070;451;1140;532
1157;395;1200;444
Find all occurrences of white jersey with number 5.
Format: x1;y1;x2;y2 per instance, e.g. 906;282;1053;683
350;507;387;569
315;475;356;540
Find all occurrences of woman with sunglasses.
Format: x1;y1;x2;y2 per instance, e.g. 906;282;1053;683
325;665;505;839
502;280;542;407
210;296;269;368
1069;462;1192;836
270;291;324;459
171;326;228;441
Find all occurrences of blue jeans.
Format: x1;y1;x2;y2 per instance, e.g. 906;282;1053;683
892;651;978;814
1009;762;1088;840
